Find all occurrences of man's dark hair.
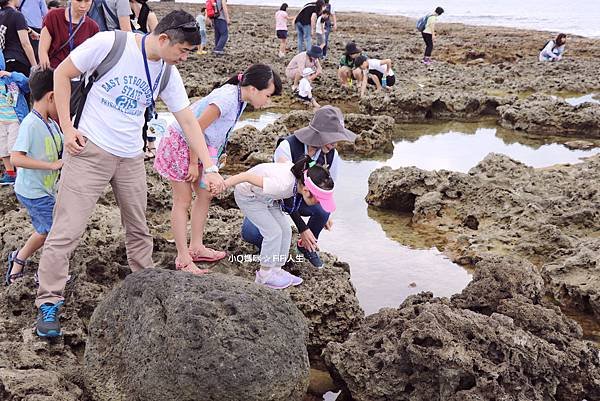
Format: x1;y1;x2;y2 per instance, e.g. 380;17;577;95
354;55;368;68
435;6;444;15
47;0;60;8
29;68;55;102
0;0;10;7
154;10;201;46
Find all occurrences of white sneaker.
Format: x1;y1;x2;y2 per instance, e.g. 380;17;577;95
255;269;293;289
282;270;303;286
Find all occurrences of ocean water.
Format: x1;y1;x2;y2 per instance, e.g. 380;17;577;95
214;0;600;38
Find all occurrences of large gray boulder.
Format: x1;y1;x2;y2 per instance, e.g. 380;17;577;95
85;269;310;401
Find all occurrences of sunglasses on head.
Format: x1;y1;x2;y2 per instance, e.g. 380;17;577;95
168;21;199;32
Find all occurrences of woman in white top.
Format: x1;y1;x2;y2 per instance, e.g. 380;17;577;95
539;33;567;62
422;6;444;65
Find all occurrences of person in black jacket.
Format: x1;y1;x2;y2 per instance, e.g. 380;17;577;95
293;0;323;52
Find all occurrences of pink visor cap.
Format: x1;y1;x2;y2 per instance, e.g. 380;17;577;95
303;171;336;213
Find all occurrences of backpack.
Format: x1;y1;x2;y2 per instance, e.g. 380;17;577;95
539;40;553;52
71;31;172;128
87;0;120;32
416;14;430;32
206;0;220;19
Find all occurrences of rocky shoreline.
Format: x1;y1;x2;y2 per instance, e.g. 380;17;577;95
1;3;600;401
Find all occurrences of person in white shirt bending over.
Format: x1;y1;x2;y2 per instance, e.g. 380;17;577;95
539;33;567;62
297;67;320;109
353;55;396;98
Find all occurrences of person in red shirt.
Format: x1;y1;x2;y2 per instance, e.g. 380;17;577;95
38;0;99;69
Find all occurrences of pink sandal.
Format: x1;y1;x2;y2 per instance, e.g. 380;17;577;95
175;259;211;276
189;247;227;262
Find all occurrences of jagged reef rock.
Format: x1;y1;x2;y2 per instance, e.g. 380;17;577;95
323;255;600;401
498;94;600;138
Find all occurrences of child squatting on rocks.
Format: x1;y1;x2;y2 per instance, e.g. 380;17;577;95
223;155;336;290
6;68;63;285
297;67;320;110
154;64;282;274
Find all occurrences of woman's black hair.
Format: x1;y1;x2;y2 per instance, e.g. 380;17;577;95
290;155;334;191
435;6;444;15
354;55;368;69
220;64;282;96
280;3;288;11
554;33;567;49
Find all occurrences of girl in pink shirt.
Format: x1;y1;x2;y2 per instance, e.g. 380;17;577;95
275;3;293;58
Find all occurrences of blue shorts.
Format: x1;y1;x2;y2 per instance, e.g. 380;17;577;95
276;30;288;39
16;193;55;235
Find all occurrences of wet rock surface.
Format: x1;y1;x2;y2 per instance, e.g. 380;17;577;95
498;94;600;138
359;90;513;123
226;111;395;171
367;153;600;321
85;269;310;401
323;255;600;401
542;239;600;320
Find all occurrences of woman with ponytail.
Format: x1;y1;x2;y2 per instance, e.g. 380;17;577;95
223;156;335;289
154;63;282;274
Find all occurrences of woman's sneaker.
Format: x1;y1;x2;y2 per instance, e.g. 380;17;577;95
282;270;303;286
36;301;64;337
255;269;293;289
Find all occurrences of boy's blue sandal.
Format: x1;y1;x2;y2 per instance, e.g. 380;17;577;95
5;250;27;286
36;301;64;338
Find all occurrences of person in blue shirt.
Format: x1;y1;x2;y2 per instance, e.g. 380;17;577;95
0;51;29;185
6;67;63;285
17;0;47;59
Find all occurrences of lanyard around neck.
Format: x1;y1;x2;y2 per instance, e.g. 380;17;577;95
141;34;164;116
68;7;85;51
280;181;300;214
220;85;245;155
32;109;62;160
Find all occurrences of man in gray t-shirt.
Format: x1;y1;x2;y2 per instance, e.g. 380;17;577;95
104;0;132;31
